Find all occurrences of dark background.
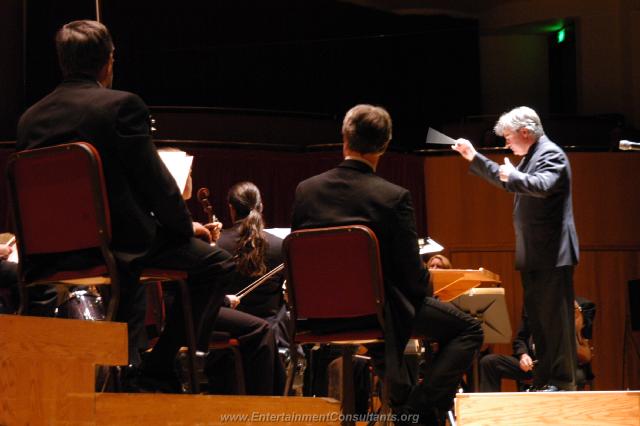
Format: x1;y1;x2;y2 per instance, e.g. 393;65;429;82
18;0;481;151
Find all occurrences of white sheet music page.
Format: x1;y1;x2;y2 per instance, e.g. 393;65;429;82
418;237;444;255
158;150;193;193
264;228;291;240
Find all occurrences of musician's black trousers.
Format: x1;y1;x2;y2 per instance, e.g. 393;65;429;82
479;354;532;392
521;266;577;390
406;296;484;412
479;353;588;392
119;234;233;373
0;260;18;313
210;307;285;395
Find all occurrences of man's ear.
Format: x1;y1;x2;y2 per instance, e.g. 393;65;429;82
97;52;114;87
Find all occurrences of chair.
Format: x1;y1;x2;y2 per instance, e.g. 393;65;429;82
6;142;199;393
282;225;385;419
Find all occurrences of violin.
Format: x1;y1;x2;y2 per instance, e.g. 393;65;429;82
574;300;593;365
196;187;217;223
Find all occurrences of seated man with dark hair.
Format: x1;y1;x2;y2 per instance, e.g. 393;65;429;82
480;298;595;392
17;20;233;390
291;104;483;425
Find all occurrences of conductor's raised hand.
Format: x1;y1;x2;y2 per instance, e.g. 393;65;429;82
499;157;516;182
452;138;477;162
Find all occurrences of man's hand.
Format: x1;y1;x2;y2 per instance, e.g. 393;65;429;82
192;222;212;243
452;138;477;162
519;353;534;372
225;294;240;309
204;221;223;243
0;243;12;260
499;157;515;182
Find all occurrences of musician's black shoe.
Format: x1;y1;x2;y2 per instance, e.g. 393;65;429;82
393;405;444;426
533;384;559;392
119;365;182;394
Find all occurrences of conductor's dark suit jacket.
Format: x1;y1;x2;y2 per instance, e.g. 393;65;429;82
16;77;193;272
469;136;579;270
291;159;429;391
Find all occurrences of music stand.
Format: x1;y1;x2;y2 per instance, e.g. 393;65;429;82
431;268;501;302
450;287;512;391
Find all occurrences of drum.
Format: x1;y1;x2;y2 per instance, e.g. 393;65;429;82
54;288;106;321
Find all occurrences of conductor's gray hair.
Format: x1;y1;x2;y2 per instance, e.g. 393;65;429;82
494;106;545;139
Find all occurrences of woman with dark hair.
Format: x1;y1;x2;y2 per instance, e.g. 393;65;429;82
208;181;287;394
155;171;284;395
216;182;285;322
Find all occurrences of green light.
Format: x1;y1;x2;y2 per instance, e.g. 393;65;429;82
557;28;566;44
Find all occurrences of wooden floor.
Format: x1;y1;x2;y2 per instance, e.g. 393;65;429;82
2;315;638;426
456;391;640;426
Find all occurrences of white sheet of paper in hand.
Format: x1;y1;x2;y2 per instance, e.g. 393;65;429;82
426;127;457;146
158;150;193;193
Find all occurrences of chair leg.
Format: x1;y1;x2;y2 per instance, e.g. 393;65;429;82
17;281;27;315
178;281;200;394
341;346;356;426
284;343;299;395
229;345;246;394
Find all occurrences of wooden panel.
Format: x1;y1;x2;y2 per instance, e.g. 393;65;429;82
456;391;640;426
0;315;127;425
424;152;640;248
571;152;640;247
423;154;515;248
95;394;341;426
0;314;127;365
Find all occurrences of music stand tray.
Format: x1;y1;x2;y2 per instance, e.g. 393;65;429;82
431;268;501;302
450;287;512;344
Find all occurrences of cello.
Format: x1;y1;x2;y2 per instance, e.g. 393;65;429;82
574;300;593;365
196;187;217;223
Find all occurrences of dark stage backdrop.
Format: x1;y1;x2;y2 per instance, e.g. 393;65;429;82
0;145;427;237
22;0;481;151
183;147;427;235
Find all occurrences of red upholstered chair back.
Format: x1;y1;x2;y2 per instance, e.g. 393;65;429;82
283;225;385;327
7;142;111;257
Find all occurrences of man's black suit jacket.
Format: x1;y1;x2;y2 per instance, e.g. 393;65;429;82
17;77;193;267
291;159;429;381
469;136;579;271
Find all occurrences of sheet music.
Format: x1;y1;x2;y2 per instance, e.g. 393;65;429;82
418;237;444;255
264;228;291;240
158;150;193;193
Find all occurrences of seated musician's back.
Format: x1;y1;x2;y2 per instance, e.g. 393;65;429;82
291;104;483;425
16;19;233;390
